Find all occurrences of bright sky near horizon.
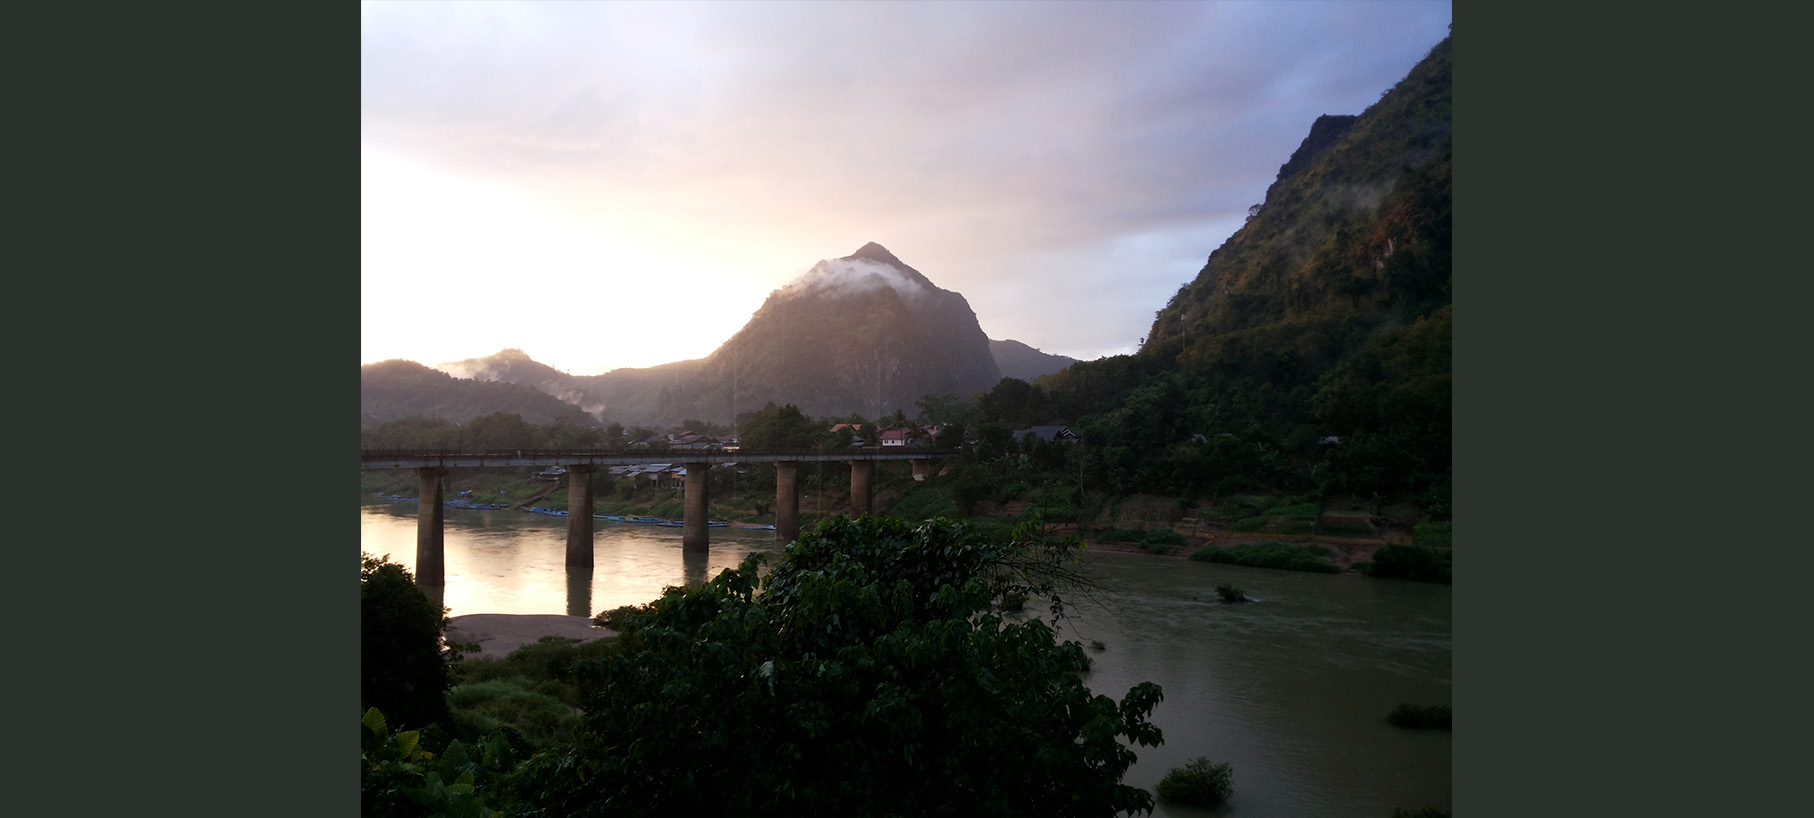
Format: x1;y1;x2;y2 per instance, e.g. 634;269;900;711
362;1;1452;377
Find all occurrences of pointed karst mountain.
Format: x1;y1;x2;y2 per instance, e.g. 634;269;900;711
576;243;1004;425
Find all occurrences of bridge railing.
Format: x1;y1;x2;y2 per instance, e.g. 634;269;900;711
361;447;960;461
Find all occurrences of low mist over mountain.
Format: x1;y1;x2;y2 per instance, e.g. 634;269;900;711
989;339;1077;382
360;359;597;429
437;348;608;418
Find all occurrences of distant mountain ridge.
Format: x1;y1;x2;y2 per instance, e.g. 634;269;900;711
360;359;598;428
437;348;608;417
989;339;1077;381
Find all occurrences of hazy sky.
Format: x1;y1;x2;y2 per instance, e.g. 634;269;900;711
362;1;1451;376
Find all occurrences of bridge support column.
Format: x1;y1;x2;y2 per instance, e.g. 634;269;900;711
848;460;872;518
912;459;932;481
565;465;595;569
415;467;446;586
683;462;710;552
775;461;800;544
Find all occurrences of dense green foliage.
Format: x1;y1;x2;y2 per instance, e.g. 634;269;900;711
505;517;1165;816
362;553;452;730
737;401;827;449
1189;542;1341;573
1154;756;1234;807
1386;703;1453;730
1412;521;1452;547
362;706;516;818
1365;545;1452;584
449;636;627;748
363;412;604;450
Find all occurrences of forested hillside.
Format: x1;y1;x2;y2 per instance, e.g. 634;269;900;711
1026;35;1451;504
360;359;598;429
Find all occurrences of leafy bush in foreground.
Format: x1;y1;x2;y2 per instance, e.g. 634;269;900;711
362;553;452;730
1155;756;1233;807
1190;542;1341;573
361;707;514;818
506;517;1165;816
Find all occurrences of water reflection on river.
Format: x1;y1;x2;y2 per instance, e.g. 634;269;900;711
361;498;1450;817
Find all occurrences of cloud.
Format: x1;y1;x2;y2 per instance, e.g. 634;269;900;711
362;1;1453;373
782;258;929;301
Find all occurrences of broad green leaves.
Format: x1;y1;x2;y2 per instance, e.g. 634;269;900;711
509;517;1165;816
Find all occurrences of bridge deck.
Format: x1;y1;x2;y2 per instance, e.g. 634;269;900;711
360;448;956;470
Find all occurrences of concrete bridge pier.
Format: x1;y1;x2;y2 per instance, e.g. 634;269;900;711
415;467;447;586
683;462;710;552
565;465;596;569
566;567;593;618
848;460;873;518
775;461;800;544
912;459;933;481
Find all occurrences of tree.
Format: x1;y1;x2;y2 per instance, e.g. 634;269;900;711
977;377;1050;429
915;392;972;427
463;412;534;451
740;402;821;450
505;518;1164;816
361;553;451;730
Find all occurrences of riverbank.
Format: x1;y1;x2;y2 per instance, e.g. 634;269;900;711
445;614;617;660
1074;531;1391;572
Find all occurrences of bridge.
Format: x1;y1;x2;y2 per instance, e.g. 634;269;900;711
360;448;955;586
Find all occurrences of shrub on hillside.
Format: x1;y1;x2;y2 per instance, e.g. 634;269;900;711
1142;528;1185;547
1190;542;1340;573
1271;502;1322;521
1231;515;1272;532
1412;521;1452;547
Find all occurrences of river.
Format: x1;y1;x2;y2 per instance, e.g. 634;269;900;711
361;497;1450;816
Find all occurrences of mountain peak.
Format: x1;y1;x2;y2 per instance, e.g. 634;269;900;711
847;242;904;267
